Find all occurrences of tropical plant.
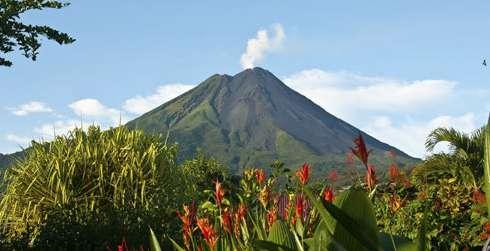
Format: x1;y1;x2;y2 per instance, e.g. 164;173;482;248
0;0;75;66
425;126;485;179
0;126;183;248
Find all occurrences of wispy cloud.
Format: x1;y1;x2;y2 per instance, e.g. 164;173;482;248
240;23;285;69
364;113;478;158
8;101;53;116
282;68;469;157
123;84;195;115
5;134;31;146
283;69;456;120
34;120;82;139
69;99;124;124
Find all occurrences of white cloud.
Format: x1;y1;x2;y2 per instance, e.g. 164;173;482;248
34;120;82;139
283;69;456;120
69;99;123;124
240;23;285;69
5;134;31;146
9;101;53;116
363;113;477;158
123;84;195;115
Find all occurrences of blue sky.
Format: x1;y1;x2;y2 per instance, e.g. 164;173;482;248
1;1;489;157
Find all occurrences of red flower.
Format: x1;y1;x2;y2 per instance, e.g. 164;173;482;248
366;164;377;190
296;162;311;185
267;208;277;227
177;202;197;250
214;180;225;209
234;203;247;236
197;218;218;250
327;169;338;183
323;186;335;203
388;164;399;182
295;193;310;222
255;169;266;184
351;134;371;168
473;189;486;205
221;208;233;233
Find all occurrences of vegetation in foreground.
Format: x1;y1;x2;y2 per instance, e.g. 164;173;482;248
0;122;488;250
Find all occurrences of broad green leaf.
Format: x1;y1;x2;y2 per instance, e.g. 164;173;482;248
304;187;383;251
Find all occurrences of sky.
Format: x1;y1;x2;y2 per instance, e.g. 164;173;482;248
1;1;489;158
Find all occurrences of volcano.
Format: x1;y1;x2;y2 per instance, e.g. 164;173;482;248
126;67;416;172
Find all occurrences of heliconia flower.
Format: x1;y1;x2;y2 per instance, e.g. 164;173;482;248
472;188;486;205
295;195;304;220
236;203;247;221
295;193;310;223
177;202;197;250
388;163;400;182
327;169;338;183
255;169;266;185
351;134;371;168
221;207;233;233
259;186;271;208
197;218;218;250
366;164;377;190
296;162;311;185
234;203;247;237
267;208;277;227
323;186;335;203
214;180;225;209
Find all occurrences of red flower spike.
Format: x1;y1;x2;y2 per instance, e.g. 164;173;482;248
255;169;266;185
177;202;197;250
221;208;233;233
267;208;277;227
296;162;311;185
323;186;335;203
351;134;371;168
197;218;218;250
214;180;225;209
295;194;310;222
366;164;377;190
388;164;400;182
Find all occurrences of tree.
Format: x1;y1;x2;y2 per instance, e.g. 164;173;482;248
425;126;485;178
0;0;75;67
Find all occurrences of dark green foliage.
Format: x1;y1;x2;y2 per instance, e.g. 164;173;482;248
0;0;75;66
180;150;228;201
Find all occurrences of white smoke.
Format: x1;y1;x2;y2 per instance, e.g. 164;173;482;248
240;23;285;69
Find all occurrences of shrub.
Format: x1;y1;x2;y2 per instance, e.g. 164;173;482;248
0;126;183;248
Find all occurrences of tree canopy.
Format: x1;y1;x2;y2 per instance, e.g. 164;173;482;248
0;0;74;66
